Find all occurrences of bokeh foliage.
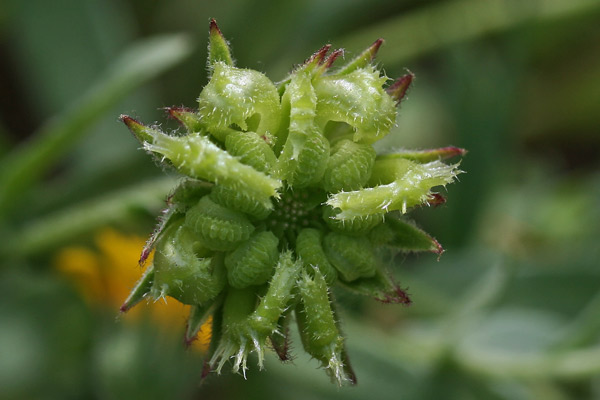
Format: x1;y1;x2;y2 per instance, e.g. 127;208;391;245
1;0;599;399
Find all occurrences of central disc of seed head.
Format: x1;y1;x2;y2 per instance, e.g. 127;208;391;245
268;189;324;240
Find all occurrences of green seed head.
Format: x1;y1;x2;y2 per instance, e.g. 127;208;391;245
120;19;464;385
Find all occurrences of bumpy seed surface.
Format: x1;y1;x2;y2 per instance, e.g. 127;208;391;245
225;131;277;173
210;185;272;220
297;269;339;349
197;62;281;138
295;228;337;284
224;230;279;288
279;130;330;188
153;221;226;305
322;139;376;192
185;196;254;251
322;206;383;235
249;251;301;335
313;66;396;143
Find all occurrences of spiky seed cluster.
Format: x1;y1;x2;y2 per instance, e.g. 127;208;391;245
120;19;464;385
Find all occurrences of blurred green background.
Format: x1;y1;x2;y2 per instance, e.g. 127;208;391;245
1;0;599;399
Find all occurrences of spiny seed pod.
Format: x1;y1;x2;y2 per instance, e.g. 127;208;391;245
185;196;254;251
247;251;302;365
224;230;279;288
152;219;225;305
277;70;330;187
120;19;464;386
211;286;258;374
211;251;302;372
198;62;281;142
296;268;349;383
313;66;396;144
138;179;213;265
121;116;281;207
327;158;461;219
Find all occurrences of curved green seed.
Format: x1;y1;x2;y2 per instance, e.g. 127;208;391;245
313;66;396;144
296;268;347;385
278;130;330;187
369;216;443;254
328;158;460;219
278;70;330;187
210;185;272;220
322;206;383;235
185;196;254;251
249;250;301;337
323;232;377;282
225;131;277;174
152;220;226;305
296;228;337;284
322;139;376;192
211;286;258;374
198;62;281;140
134;125;281;205
224;230;279;288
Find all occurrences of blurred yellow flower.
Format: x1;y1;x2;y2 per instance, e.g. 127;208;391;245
54;228;211;351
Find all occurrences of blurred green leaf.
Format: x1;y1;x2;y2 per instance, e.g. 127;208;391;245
336;0;600;66
2;177;175;257
0;34;194;220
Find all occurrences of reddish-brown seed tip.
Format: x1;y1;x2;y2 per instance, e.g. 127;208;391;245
201;360;211;380
348;372;358;385
427;193;447;207
119;114;138;126
119;303;130;313
270;329;292;362
164;106;191;117
424;233;445;260
387;72;415;104
395;286;413;306
378;285;412;305
341;351;358;385
323;49;344;69
209;18;222;35
437;146;467;159
164;106;195;126
138;247;151;267
164;107;177;120
184;331;197;348
369;38;384;58
119;115;149;136
432;238;444;257
373;273;413;305
305;44;332;66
